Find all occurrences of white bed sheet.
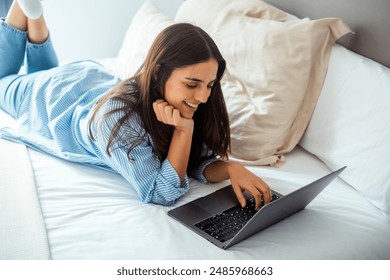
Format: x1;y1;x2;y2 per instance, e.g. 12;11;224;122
27;143;390;260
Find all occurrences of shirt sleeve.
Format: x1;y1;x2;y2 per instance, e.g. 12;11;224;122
91;101;189;206
189;148;222;184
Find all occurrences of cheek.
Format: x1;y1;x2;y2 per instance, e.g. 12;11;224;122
164;82;176;103
164;83;188;104
163;80;173;101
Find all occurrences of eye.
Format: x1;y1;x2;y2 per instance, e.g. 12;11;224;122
186;83;197;88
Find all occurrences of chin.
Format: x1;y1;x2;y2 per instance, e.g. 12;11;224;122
179;106;195;119
182;112;194;119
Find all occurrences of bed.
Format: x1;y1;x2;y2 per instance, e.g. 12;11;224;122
1;0;390;260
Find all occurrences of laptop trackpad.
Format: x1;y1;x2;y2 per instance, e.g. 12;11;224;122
192;186;240;214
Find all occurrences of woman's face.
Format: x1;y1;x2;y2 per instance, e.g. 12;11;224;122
163;59;219;119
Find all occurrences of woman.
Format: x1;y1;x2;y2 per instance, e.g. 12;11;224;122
0;0;271;208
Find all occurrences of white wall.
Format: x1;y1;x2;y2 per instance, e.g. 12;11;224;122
43;0;183;62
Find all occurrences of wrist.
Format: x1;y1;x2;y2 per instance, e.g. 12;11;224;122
225;161;241;174
174;121;194;134
204;160;238;183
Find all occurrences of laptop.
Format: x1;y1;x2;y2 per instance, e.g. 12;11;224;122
168;166;346;249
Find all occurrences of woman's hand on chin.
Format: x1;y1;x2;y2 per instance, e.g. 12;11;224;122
153;99;194;132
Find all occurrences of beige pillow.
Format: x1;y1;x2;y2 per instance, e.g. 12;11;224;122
112;1;174;80
178;6;351;165
175;0;288;27
114;0;287;81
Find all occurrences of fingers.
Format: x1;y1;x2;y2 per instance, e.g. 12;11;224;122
259;179;272;205
244;185;263;210
231;185;247;208
153;99;175;124
232;179;272;210
153;99;194;131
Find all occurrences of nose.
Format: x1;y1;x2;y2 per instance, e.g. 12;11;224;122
194;87;211;103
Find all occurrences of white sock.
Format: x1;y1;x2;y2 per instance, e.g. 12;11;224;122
17;0;43;20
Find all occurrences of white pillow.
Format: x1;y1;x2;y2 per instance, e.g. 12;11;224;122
112;1;174;80
300;44;390;218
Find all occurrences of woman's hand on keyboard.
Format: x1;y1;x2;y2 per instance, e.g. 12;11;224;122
203;161;272;210
226;162;272;210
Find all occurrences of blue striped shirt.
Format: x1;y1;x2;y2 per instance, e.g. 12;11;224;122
0;61;218;205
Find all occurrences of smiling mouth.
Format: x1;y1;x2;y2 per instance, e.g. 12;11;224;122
183;100;198;109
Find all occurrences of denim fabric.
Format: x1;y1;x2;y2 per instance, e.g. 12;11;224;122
25;33;59;73
0;19;58;116
0;19;59;77
0;19;27;78
0;0;12;18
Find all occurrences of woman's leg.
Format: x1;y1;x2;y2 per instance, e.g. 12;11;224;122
8;0;58;74
2;1;58;76
5;0;27;31
17;0;43;20
27;17;47;44
25;6;59;73
0;2;28;116
0;0;57;76
0;1;57;117
0;1;28;79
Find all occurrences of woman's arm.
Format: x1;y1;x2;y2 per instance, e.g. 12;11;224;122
167;126;193;183
153;99;194;183
91;104;189;206
204;161;272;210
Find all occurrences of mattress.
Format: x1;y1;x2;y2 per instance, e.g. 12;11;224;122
0;113;50;259
24;137;390;259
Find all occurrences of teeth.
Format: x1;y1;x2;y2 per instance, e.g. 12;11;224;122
184;101;198;108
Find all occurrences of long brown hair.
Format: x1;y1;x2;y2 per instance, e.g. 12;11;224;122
89;23;230;173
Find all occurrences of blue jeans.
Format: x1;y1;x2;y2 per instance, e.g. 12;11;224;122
0;19;58;116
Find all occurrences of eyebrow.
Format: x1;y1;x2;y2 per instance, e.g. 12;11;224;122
185;77;217;84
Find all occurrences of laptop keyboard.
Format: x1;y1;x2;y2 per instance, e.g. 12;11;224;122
194;193;280;243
